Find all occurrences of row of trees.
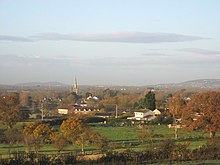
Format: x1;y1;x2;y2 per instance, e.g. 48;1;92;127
22;116;108;153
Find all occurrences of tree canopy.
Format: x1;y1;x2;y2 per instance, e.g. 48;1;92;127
144;91;156;110
135;91;156;110
60;116;84;144
60;116;108;152
182;91;220;138
167;96;186;119
23;122;56;153
0;93;21;129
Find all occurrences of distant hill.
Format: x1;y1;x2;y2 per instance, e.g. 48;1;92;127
154;79;220;89
1;79;220;92
0;82;69;92
15;81;67;87
78;79;220;91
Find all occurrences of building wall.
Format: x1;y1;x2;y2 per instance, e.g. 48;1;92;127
58;108;68;114
134;112;144;118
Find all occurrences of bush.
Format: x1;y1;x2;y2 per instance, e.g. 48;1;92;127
193;138;220;160
83;117;106;123
41;118;67;126
150;115;173;125
0;129;6;143
0;138;220;164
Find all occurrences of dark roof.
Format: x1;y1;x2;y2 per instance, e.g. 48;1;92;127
95;113;111;116
135;109;152;113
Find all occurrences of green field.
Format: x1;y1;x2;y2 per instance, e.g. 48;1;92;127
94;125;210;150
0;124;217;155
94;126;138;141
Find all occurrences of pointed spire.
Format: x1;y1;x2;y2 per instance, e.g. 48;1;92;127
72;77;78;94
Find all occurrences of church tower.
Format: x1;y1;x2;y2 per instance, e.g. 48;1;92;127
72;77;78;94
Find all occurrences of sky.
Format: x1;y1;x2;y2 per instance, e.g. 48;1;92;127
0;0;220;86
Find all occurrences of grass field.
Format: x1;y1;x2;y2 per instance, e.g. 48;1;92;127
0;122;219;164
94;125;210;150
0;124;217;155
94;126;138;141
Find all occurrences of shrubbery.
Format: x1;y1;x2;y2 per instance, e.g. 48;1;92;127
1;138;220;164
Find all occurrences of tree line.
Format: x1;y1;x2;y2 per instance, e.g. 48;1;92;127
8;116;108;154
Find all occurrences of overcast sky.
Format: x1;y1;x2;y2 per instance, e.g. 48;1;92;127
0;0;220;86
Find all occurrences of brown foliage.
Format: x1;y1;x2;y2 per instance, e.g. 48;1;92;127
60;116;84;144
51;132;68;152
60;116;108;152
0;93;21;129
182;91;220;138
23;122;56;153
167;96;186;139
167;96;186;118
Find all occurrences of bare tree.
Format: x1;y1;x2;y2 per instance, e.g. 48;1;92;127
167;96;186;139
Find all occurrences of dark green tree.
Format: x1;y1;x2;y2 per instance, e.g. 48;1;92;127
144;91;156;110
135;91;156;110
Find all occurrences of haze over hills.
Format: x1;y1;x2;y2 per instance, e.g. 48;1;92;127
15;82;67;87
0;82;69;92
0;79;220;92
153;79;220;89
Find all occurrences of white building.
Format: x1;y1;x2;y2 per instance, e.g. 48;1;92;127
127;109;156;121
153;109;161;116
74;107;100;114
58;108;69;115
86;96;99;101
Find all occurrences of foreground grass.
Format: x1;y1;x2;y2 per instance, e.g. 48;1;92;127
150;160;220;165
0;124;217;155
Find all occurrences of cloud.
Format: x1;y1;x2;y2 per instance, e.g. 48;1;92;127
180;48;220;55
0;32;208;43
81;55;176;67
0;35;33;42
32;32;207;43
0;54;76;65
141;52;169;57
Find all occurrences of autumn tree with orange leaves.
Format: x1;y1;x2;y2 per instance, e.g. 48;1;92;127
60;116;88;152
61;116;108;153
51;132;68;153
0;93;21;129
182;91;220;138
60;116;84;143
23;123;56;153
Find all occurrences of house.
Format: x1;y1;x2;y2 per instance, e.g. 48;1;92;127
58;108;69;115
86;96;99;101
127;109;156;121
79;101;87;107
153;109;161;116
74;107;100;114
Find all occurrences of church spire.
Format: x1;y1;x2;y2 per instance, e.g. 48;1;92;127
72;77;78;94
